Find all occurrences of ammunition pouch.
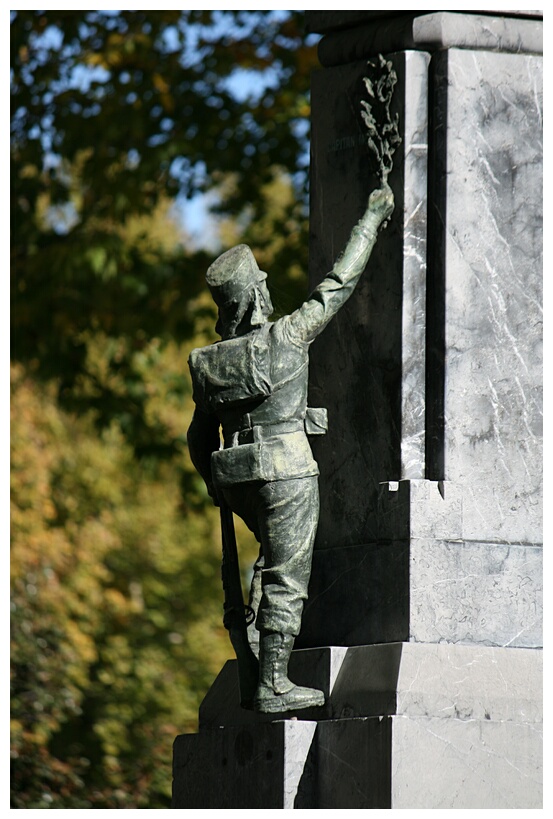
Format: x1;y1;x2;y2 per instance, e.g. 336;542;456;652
305;407;328;436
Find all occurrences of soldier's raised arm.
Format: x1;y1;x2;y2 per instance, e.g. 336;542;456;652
285;185;394;343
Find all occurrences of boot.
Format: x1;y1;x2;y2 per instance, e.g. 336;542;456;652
253;631;325;713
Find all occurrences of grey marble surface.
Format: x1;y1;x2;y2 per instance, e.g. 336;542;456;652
173;712;542;809
306;11;543;36
316;13;543;67
461;481;542;544
391;715;542;808
172;720;316;808
282;721;317;808
333;643;542;724
399;52;429;479
379;478;542;545
297;475;542;649
308;51;430;550
309;50;542;552
410;538;542;647
297;540;410;648
175;640;542;807
198;642;541;727
414;12;543;52
316;715;542;808
305;47;542;650
316;717;392;808
378;479;462;541
432;50;543;502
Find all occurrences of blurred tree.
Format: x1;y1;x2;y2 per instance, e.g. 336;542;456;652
10;357;233;807
11;10;315;415
11;9;319;809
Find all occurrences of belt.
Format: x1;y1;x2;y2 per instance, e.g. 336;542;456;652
223;418;304;448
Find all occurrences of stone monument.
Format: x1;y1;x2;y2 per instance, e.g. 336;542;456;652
172;10;542;808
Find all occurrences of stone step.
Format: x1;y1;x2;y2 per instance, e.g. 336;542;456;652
199;641;542;728
173;712;542;808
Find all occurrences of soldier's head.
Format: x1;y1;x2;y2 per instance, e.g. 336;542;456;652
206;244;274;339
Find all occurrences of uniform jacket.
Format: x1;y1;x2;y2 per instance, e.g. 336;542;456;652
187;215;379;489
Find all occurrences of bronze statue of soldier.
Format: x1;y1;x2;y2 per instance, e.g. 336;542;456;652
187;184;394;713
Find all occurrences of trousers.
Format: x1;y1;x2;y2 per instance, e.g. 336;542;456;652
222;476;319;637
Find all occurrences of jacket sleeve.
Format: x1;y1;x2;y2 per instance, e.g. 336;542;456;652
187;407;221;504
283;206;383;344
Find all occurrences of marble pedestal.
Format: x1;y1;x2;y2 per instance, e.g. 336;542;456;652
297;478;542;650
172;643;542;808
303;47;542;651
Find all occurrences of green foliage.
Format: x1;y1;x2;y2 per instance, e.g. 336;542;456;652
11;10;316;392
11;9;315;452
11;9;318;809
10;361;232;807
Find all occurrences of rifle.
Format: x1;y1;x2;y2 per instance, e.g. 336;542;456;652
219;497;259;709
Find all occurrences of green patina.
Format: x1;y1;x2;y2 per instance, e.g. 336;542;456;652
187;184;394;713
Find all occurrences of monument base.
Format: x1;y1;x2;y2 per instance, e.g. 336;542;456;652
297;480;542;650
172;642;542;808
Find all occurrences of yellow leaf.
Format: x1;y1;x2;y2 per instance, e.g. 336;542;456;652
153;73;169;95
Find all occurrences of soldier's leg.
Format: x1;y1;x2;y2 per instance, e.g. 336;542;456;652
222;477;319;632
255;476;319;636
253;476;324;712
223;477;324;711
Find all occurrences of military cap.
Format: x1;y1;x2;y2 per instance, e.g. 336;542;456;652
206;244;266;307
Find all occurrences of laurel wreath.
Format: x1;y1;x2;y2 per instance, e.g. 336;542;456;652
361;55;402;185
